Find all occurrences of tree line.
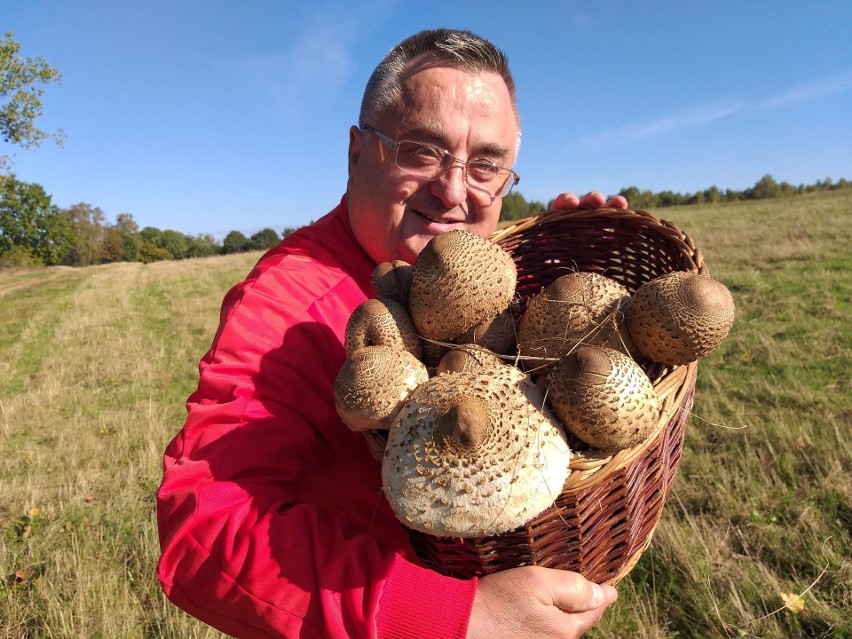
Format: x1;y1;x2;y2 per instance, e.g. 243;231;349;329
3;171;849;267
0;174;302;267
499;173;851;222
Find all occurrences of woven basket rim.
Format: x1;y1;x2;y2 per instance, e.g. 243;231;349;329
491;206;708;277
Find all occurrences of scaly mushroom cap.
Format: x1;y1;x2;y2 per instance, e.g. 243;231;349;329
409;230;517;341
371;260;413;306
382;363;571;537
518;272;632;362
436;345;505;375
344;297;422;359
334;345;429;432
545;345;659;451
457;309;518;356
626;271;735;365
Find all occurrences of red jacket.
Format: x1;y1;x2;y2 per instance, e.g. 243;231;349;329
157;198;477;638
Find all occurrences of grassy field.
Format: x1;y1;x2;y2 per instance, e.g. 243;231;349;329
1;190;849;638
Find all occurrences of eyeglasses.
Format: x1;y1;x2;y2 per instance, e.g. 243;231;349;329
362;124;520;197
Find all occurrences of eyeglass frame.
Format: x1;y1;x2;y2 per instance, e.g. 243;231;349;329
360;123;520;197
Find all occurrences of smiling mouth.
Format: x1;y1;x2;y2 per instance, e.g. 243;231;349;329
415;210;463;225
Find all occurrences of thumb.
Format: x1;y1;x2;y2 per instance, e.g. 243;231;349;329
548;572;618;613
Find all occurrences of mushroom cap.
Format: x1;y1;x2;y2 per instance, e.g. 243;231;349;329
371;260;413;306
419;338;452;369
382;363;571;537
457;308;518;356
409;230;517;341
344;297;422;359
436;345;505;375
545;345;659;451
334;345;429;432
626;271;735;365
518;272;632;362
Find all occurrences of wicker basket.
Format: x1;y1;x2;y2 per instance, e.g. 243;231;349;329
374;207;706;585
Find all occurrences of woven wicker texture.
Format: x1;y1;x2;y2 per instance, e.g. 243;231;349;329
383;208;705;585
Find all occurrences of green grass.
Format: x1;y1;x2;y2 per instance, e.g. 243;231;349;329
587;190;852;639
1;192;849;638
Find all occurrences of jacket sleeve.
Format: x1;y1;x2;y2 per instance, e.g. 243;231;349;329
156;268;478;639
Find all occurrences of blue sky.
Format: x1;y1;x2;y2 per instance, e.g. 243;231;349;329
3;1;850;239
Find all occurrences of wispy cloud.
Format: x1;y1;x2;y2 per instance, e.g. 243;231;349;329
577;69;852;149
578;101;742;148
214;23;356;117
756;70;852;110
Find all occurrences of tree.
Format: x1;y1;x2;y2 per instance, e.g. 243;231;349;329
140;226;164;246
703;185;722;204
0;174;73;265
748;174;779;200
250;228;281;251
64;202;106;266
99;227;124;263
500;192;529;221
499;192;545;222
186;233;219;258
222;230;250;254
117;227;141;262
1;32;64;170
115;212;139;233
159;229;189;259
139;241;171;263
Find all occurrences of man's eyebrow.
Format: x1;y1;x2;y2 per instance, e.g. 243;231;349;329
397;119;444;143
471;142;512;160
398;120;512;159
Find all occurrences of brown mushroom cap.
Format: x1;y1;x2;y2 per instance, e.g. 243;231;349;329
626;271;736;365
382;363;571;537
457;308;518;356
545;345;659;451
517;272;632;363
334;345;429;433
344;297;422;359
371;260;413;306
436;344;505;375
409;230;517;341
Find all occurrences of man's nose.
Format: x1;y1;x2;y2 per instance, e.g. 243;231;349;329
430;162;468;207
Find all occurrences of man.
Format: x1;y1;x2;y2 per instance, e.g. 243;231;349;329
157;28;624;638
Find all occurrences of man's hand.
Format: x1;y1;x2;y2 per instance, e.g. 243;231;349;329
551;191;628;210
466;566;618;639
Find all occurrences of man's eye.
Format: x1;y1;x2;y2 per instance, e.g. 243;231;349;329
410;146;442;160
469;161;501;178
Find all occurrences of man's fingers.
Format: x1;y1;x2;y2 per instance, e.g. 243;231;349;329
577;191;607;209
550;191;629;211
603;195;628;209
548;572;618;613
551;192;580;210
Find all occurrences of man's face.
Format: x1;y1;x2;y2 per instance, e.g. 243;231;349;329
346;58;520;266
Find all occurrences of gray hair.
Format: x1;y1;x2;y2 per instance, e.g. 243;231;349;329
359;29;518;128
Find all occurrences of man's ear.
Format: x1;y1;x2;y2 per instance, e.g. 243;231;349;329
347;125;362;179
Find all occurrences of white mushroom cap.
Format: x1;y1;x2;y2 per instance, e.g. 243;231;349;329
334;345;429;432
382;363;571;537
409;230;517;341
